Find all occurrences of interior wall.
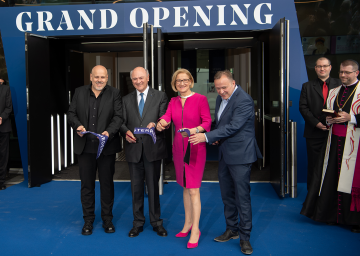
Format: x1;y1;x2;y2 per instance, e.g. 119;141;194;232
83;52;116;87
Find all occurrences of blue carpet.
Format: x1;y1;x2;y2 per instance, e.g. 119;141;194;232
0;181;358;256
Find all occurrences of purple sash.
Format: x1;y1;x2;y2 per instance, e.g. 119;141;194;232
80;131;109;159
133;127;156;144
178;128;191;137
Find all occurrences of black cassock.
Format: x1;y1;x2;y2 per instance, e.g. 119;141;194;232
301;83;360;225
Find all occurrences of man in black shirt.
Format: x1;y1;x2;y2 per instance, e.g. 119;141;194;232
299;57;341;190
68;65;122;235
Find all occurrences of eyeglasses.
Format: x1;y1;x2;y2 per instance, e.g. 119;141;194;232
338;70;358;75
176;79;190;84
315;65;330;69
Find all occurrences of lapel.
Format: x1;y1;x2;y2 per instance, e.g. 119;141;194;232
218;87;240;123
131;90;142;121
215;96;221;123
98;85;108;117
313;80;324;100
141;87;153;119
84;86;90;124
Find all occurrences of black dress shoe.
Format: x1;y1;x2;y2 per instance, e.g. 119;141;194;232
129;226;143;237
214;229;239;242
240;240;253;255
102;220;115;233
153;225;168;237
0;184;6;190
81;221;93;236
351;225;360;233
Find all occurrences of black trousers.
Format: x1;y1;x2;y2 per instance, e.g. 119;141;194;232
78;153;115;222
306;137;327;191
218;156;252;241
0;132;10;185
128;145;162;228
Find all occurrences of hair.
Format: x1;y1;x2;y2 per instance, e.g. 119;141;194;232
214;70;234;82
340;59;359;71
316;57;331;66
130;67;149;78
170;69;194;92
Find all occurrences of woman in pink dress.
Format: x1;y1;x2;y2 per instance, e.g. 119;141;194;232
156;69;211;249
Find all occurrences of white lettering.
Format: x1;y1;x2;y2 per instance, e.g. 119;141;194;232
254;3;272;24
129;8;149;28
230;4;250;25
193;5;212;27
99;9;118;29
217;5;226;26
153;7;170;27
16;12;32;32
78;10;96;30
57;11;74;31
174;7;188;27
37;11;54;31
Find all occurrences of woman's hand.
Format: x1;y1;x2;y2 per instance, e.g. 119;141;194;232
156;119;169;132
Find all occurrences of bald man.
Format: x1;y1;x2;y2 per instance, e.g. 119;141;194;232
68;65;123;235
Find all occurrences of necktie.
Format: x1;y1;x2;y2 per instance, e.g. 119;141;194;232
139;92;144;117
322;81;328;106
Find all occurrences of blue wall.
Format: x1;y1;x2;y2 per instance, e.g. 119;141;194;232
0;0;308;183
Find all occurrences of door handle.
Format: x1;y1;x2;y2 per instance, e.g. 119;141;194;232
272;116;280;123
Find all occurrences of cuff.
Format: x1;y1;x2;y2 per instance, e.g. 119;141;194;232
204;133;208;143
351;115;357;125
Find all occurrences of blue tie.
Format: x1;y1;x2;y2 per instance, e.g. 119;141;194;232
139;92;144;117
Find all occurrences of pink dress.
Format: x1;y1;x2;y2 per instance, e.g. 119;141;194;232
161;93;212;188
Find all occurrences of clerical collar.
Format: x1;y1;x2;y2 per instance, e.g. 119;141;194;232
342;80;359;88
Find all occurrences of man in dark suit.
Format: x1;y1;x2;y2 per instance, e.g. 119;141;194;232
119;67;168;238
0;78;12;190
190;70;262;255
67;65;122;235
299;57;341;190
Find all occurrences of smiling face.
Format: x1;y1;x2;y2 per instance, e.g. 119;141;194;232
214;74;236;100
131;67;149;93
90;65;108;91
315;59;331;80
175;72;191;95
339;64;359;86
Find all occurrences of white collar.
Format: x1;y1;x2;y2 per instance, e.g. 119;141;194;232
137;85;149;97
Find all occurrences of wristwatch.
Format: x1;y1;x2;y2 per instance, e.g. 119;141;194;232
196;127;199;133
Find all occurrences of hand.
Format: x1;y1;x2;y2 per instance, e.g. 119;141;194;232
189;133;206;145
180;128;196;138
0;117;2;125
76;125;86;137
156;119;169;132
147;122;156;129
126;130;136;143
326;116;336;124
212;140;219;145
315;122;329;131
334;111;351;123
101;131;109;137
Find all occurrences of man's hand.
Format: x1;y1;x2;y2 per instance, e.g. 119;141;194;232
212;141;219;145
156;119;169;132
326;116;336;124
189;133;206;145
76;125;86;137
0;117;2;125
316;122;329;131
101;131;109;137
334;111;351;123
126;130;136;143
147;122;156;129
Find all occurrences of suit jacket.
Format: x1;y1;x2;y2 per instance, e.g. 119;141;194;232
206;85;262;165
299;77;341;138
0;84;12;133
119;87;168;163
67;85;123;155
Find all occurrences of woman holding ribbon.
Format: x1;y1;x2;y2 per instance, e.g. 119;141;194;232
157;69;211;248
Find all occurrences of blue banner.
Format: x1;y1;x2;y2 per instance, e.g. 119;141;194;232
133;127;156;144
80;131;109;159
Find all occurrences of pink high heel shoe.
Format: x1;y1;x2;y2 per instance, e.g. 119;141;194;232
175;225;192;238
187;231;201;249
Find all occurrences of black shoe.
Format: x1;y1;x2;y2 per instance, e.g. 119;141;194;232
0;184;6;190
102;220;115;233
240;240;253;255
351;225;360;233
81;221;93;236
214;229;239;242
129;226;143;237
153;225;168;237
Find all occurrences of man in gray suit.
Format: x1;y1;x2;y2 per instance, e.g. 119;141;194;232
0;78;12;190
120;67;168;238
